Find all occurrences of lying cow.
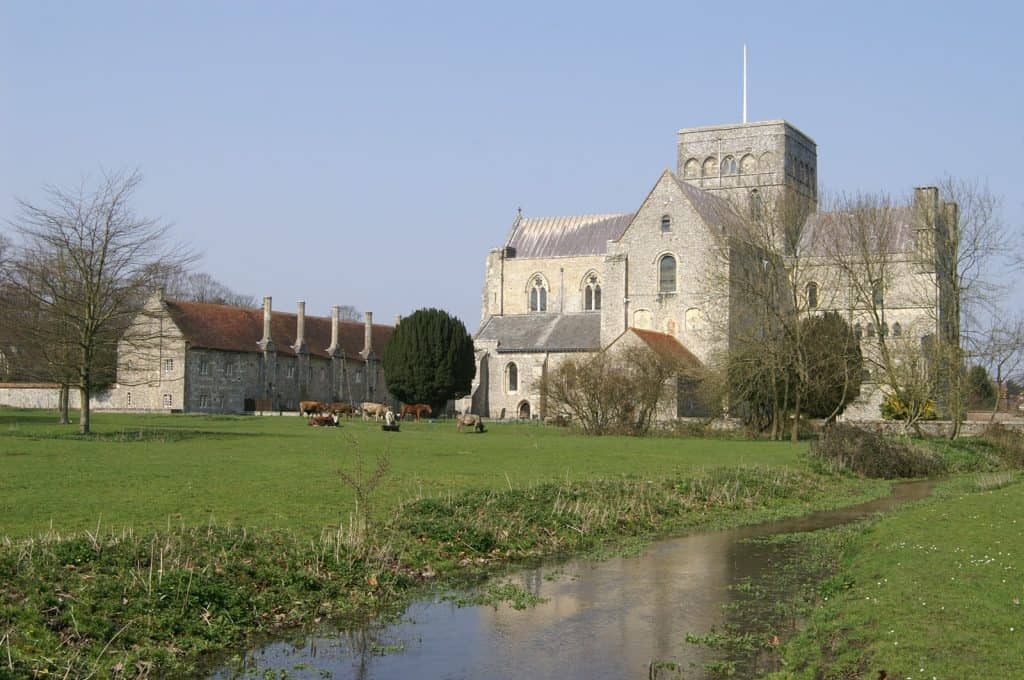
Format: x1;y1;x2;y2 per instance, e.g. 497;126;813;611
361;402;389;421
330;402;358;418
299;400;328;417
400;403;433;420
456;413;485;433
308;414;338;427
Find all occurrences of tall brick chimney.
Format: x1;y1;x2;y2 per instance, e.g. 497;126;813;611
328;305;340;355
362;311;373;357
259;296;273;349
294;300;307;352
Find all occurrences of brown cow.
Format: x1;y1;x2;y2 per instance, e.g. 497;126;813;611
330;402;358;418
456;413;484;433
400;403;433;420
307;414;338;427
299;400;328;417
361;402;389;421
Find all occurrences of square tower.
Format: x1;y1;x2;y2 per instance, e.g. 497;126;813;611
677;120;817;213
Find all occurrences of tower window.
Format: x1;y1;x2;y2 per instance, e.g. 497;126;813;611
721;156;738;175
660;215;672;232
659;255;677;293
529;276;548;312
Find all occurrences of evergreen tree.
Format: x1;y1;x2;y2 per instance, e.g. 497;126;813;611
382;308;476;408
801;312;864;419
966;365;996;408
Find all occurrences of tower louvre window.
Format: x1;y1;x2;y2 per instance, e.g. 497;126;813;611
660;215;671;232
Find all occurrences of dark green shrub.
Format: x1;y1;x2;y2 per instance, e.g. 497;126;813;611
808;423;946;478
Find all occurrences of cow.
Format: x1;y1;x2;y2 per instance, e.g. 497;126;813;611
361;402;389;421
307;414;338;427
299;400;329;417
400;403;433;421
456;413;484;433
330;402;358;418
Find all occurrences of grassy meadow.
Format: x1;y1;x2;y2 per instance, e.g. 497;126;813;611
771;474;1024;679
0;408;802;538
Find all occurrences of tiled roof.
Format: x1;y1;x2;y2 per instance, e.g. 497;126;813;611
800;206;916;256
629;328;702;368
476;313;601;353
506;213;634;259
164;299;393;361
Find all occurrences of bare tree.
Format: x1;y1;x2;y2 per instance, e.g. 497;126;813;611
159;266;257;307
7;170;192;433
337;304;361;322
975;312;1024;421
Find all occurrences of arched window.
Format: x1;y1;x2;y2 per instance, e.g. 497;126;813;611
749;189;762;220
683;158;700;178
659;255;677;293
583;274;601;311
867;323;876;338
872;281;884;308
660;215;672;232
893;322;903;337
506;363;518;393
739;154;757;174
529;276;548;312
854;323;863;339
806;282;819;310
702;156;717;177
721;156;738;175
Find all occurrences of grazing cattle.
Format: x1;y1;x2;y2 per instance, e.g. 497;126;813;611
307;414;338;427
456;413;484;433
330;402;358;418
400;403;433;420
299;400;329;417
361;402;389;421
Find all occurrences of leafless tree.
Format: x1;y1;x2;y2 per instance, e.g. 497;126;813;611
974;313;1024;421
337;304;362;322
159;266;257;307
6;169;192;433
541;344;688;435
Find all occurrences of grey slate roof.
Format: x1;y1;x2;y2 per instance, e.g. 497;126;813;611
800;206;916;256
476;313;602;353
505;213;634;258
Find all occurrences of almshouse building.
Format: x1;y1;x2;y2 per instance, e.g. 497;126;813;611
112;291;394;413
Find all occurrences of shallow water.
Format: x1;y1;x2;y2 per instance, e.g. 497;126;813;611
211;480;935;679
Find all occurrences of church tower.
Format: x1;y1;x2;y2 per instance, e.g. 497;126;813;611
676;120;817;215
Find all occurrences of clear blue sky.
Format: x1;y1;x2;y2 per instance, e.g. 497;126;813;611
3;1;1022;328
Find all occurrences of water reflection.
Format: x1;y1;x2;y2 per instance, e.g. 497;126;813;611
212;480;934;680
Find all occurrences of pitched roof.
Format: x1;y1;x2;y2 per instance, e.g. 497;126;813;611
163;299;393;361
629;328;702;368
799;206;916;257
476;313;601;353
671;174;750;237
505;213;634;258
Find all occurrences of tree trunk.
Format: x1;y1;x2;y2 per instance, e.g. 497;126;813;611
79;384;90;434
790;390;801;443
58;383;70;425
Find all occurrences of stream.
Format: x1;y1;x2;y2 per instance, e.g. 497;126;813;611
210;479;935;679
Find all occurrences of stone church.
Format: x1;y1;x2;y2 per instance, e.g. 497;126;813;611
466;119;953;421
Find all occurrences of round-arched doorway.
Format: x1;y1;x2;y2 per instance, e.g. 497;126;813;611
517;401;531;420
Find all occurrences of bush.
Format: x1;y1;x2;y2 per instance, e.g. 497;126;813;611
880;393;937;421
981;424;1024;468
807;423;947;479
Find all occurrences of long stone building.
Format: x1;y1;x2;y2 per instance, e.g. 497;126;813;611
108;292;395;413
467;118;955;421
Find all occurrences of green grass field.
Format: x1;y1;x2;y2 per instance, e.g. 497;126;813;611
773;474;1024;679
0;408;804;538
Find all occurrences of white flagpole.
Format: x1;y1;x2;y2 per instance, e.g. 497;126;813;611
742;44;748;124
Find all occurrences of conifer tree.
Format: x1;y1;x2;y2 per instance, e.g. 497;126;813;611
382;308;475;409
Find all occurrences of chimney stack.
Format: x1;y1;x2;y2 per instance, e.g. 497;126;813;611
261;296;272;346
294;300;306;351
363;311;373;356
395;314;402;327
328;305;340;355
